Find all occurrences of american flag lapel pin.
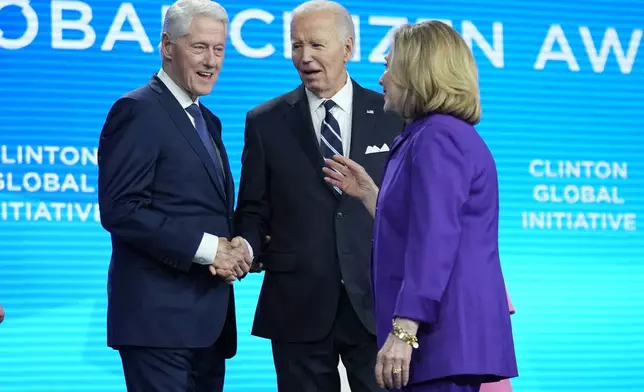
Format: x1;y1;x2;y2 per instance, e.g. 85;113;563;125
366;109;374;114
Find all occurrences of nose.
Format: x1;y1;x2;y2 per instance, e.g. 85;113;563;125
300;46;313;63
203;49;216;68
378;74;384;86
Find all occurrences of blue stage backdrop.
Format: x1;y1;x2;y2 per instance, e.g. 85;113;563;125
1;0;644;391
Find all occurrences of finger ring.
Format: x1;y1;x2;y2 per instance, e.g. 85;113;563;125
392;368;402;374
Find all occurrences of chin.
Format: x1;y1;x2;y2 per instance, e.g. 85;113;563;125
302;79;319;89
194;85;215;97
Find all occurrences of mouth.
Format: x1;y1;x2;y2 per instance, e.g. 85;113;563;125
301;70;322;77
196;71;213;81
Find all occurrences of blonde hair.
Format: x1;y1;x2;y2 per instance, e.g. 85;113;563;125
389;21;481;125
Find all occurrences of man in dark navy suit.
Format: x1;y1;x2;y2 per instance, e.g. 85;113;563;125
233;1;403;391
97;1;252;390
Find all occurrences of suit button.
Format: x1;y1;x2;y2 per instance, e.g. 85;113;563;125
336;212;344;219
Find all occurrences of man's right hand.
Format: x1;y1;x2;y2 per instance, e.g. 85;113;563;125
209;238;251;283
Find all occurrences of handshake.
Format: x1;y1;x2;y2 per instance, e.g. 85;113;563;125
209;237;253;284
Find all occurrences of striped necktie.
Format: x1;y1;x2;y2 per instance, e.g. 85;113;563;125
320;100;343;194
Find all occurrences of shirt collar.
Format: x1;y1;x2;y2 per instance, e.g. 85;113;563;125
157;68;199;110
305;72;353;114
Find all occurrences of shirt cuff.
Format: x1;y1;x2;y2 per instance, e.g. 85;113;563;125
243;238;254;259
193;233;219;265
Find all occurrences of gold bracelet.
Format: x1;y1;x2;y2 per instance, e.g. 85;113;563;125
392;320;419;349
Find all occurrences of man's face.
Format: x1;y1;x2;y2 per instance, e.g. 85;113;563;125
291;11;353;98
163;15;226;99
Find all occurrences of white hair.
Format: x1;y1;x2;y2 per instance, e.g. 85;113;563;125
292;0;355;42
162;0;228;41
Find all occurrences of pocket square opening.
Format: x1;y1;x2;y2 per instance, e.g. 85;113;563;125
365;143;390;154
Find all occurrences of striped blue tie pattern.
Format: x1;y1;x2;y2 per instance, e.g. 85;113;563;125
320;100;343;194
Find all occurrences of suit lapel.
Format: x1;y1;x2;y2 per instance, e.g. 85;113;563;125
285;87;338;198
202;110;235;211
348;81;378;168
150;76;227;203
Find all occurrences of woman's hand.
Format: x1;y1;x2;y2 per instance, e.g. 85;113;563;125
323;155;380;217
323;155;376;200
375;318;419;389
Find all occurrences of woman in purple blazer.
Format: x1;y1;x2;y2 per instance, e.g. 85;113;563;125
323;21;517;392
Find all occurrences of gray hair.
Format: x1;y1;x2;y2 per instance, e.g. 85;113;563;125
162;0;228;41
292;1;355;42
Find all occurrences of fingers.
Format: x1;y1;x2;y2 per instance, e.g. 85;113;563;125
323;177;342;188
324;158;349;175
231;236;253;267
232;249;250;274
402;356;411;387
392;358;403;389
230;236;243;247
374;351;385;389
209;264;237;286
322;165;348;190
232;263;244;277
331;154;363;172
250;261;264;273
322;166;346;182
382;353;394;389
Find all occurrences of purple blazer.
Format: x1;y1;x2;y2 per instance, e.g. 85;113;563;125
372;114;518;385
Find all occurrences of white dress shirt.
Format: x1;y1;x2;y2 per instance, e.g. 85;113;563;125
305;73;353;157
156;69;252;265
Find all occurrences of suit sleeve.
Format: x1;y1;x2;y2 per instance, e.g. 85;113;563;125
98;98;202;272
233;112;271;255
393;127;471;325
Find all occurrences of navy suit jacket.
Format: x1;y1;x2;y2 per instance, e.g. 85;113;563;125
98;75;237;357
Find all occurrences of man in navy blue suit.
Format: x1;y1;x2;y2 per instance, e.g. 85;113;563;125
97;0;252;390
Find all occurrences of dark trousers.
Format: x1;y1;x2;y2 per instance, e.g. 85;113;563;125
271;286;383;392
118;341;225;392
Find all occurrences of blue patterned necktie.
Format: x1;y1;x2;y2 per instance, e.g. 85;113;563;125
186;104;225;192
320;100;343;194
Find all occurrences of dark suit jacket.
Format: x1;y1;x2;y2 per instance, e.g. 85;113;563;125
234;80;403;342
98;75;237;357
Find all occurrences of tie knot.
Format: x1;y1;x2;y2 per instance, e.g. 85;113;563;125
323;99;336;112
186;103;202;118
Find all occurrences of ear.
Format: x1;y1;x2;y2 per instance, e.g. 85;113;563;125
161;32;173;61
343;36;354;63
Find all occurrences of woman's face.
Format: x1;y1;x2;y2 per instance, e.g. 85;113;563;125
378;51;403;116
